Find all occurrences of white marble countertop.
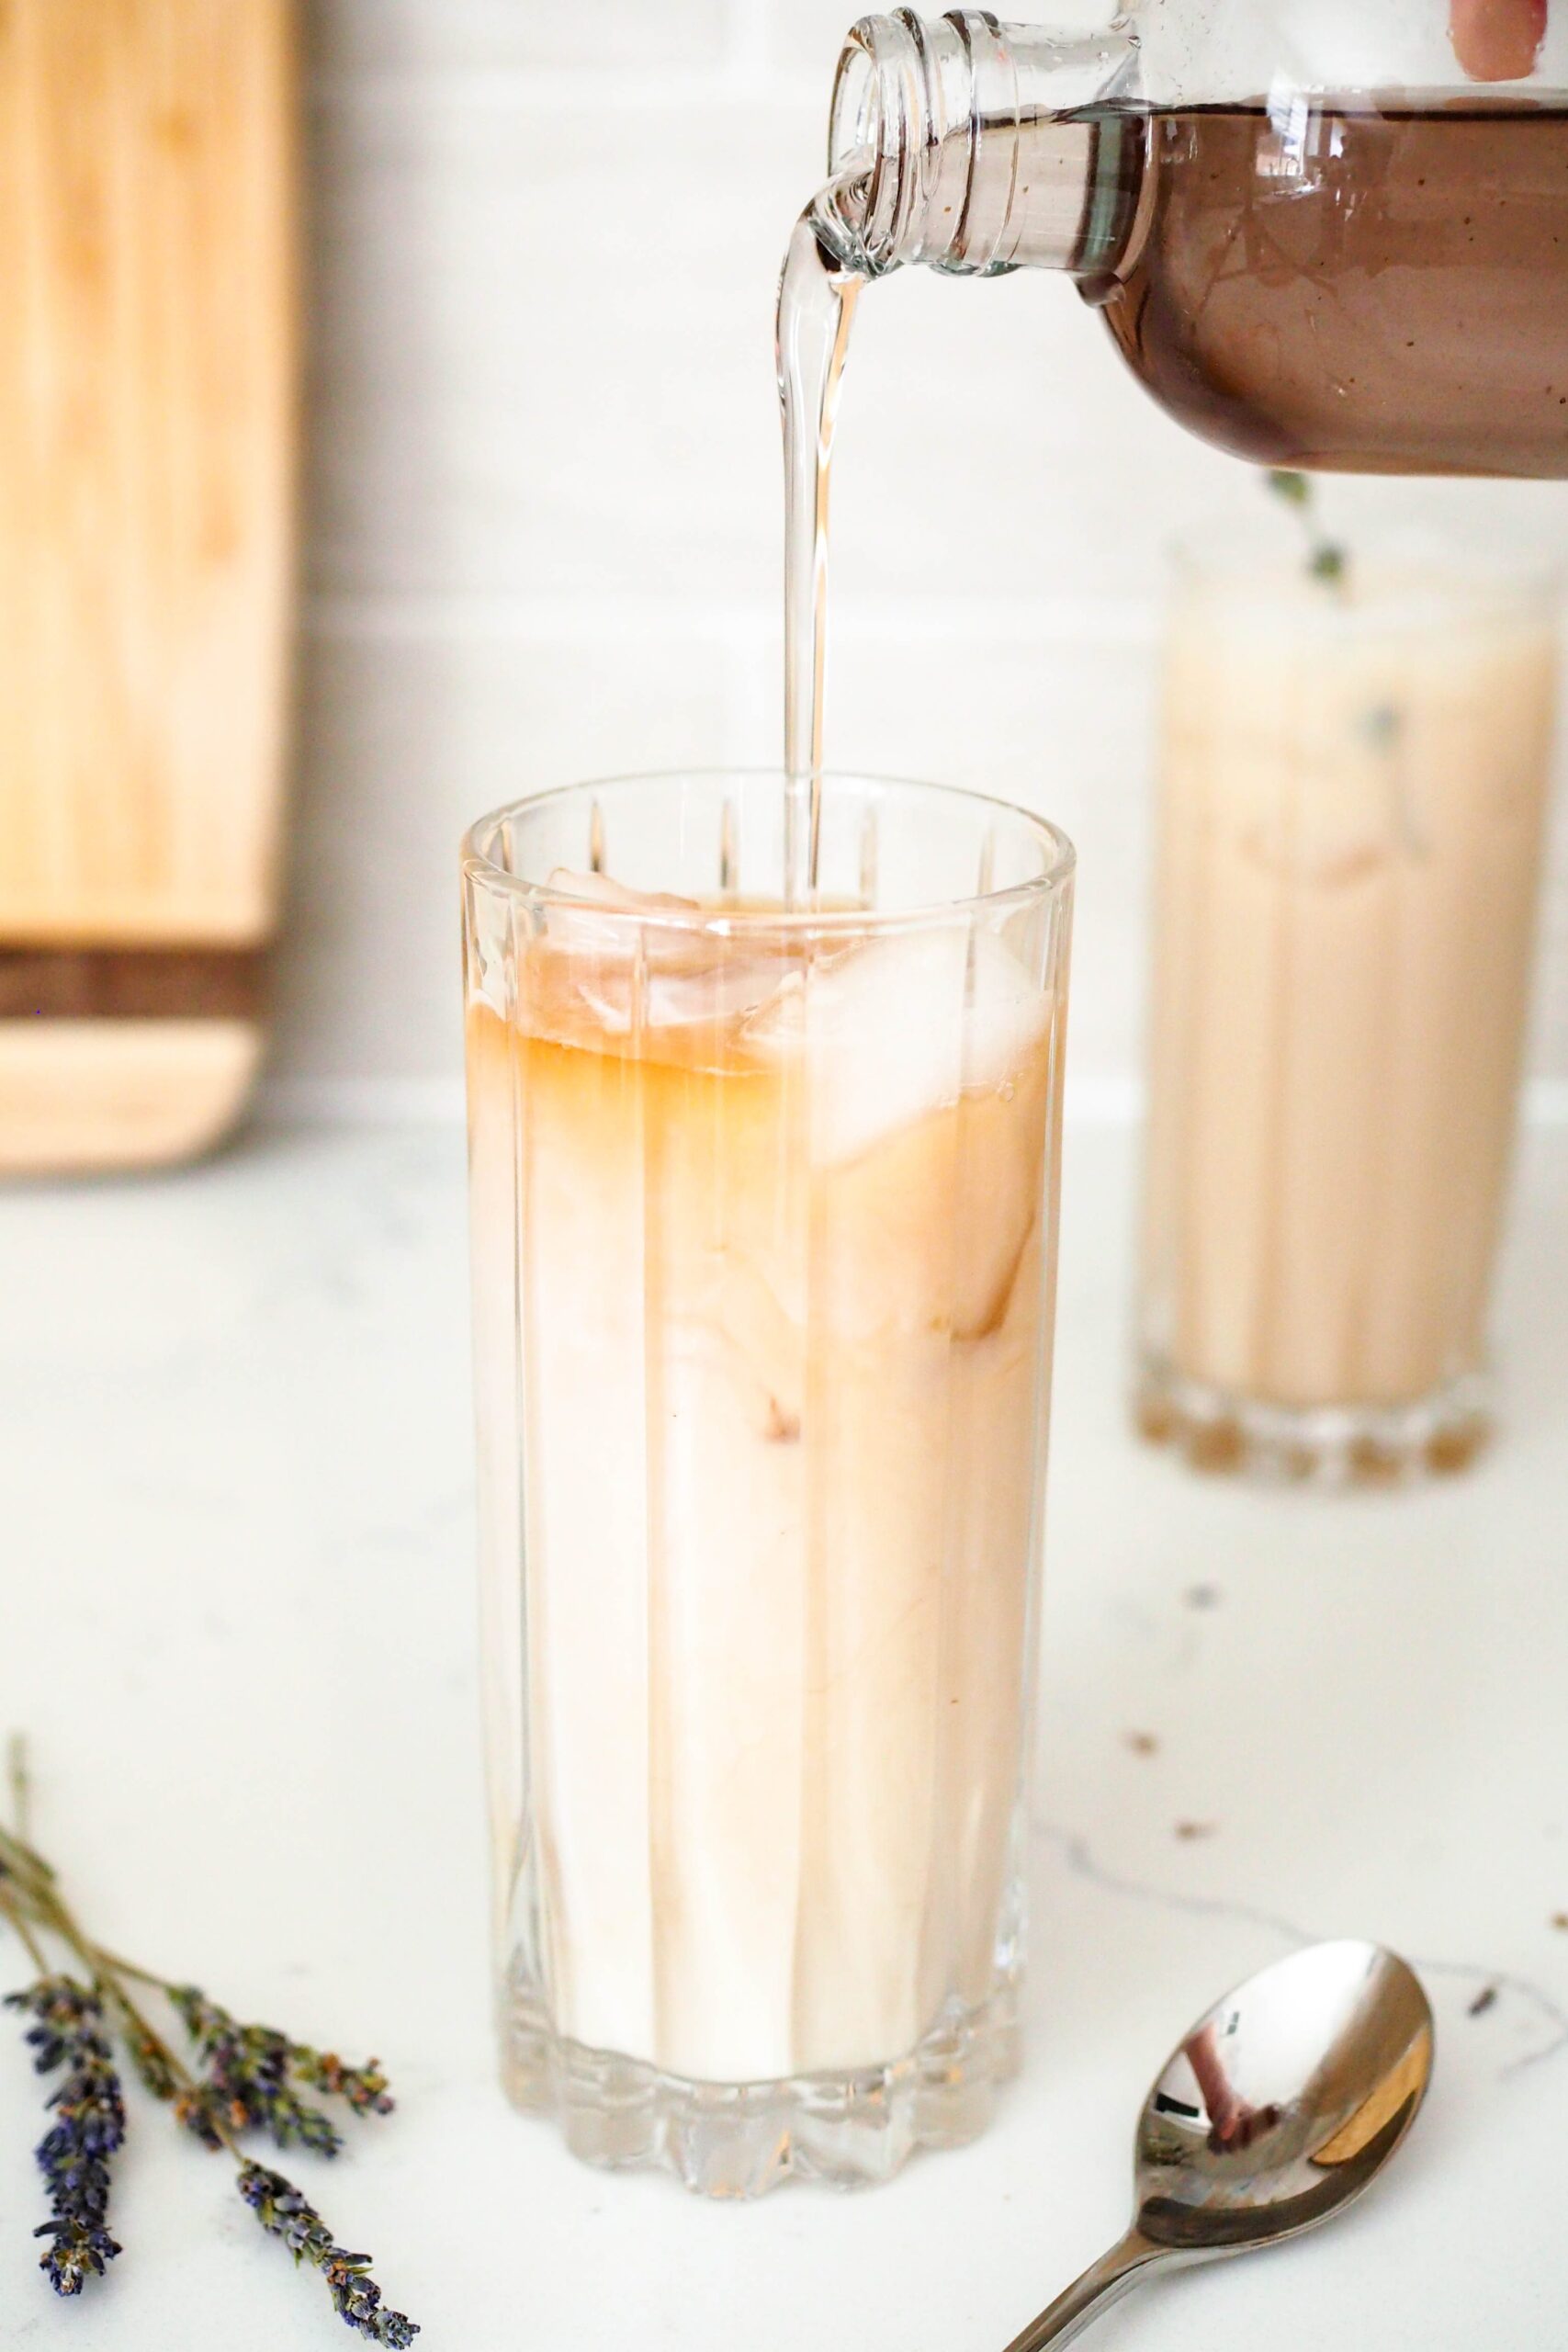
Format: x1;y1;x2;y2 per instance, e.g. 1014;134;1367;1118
1;1117;1565;2350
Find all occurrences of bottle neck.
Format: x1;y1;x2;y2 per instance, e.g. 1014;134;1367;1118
826;9;1145;278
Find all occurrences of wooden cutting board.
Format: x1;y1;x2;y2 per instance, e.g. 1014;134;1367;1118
0;0;296;1174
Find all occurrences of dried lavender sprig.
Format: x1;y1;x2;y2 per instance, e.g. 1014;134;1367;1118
0;1863;51;1974
170;1985;394;2154
0;1774;120;2299
286;2041;395;2120
169;1990;393;2151
1;1762;422;2344
0;1831;382;2137
0;1817;59;1911
8;1928;403;2340
0;1827;184;2106
3;1836;125;2298
238;2164;419;2347
0;1846;71;2023
4;1844;389;2154
169;1990;343;2157
118;2016;181;2103
3;1832;260;2146
4;1977;124;2297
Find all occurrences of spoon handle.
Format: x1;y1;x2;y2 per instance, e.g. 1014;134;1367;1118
1001;2230;1166;2352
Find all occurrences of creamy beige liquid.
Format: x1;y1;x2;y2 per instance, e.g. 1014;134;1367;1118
468;888;1061;2083
1145;564;1556;1417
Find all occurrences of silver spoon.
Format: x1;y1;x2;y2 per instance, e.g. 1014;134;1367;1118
1005;1939;1434;2349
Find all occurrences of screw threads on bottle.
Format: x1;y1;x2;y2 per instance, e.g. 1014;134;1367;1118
827;11;1144;279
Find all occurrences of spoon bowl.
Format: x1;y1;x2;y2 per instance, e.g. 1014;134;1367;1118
1135;1939;1433;2253
1006;1940;1434;2350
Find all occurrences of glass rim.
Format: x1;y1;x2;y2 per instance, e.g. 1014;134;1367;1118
461;768;1077;935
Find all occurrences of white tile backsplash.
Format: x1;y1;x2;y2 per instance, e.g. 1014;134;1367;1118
306;90;820;603
286;2;1568;1093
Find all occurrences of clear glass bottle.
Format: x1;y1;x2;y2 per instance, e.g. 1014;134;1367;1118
820;6;1568;476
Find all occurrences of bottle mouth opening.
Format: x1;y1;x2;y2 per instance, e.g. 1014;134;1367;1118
827;12;935;276
825;10;1145;279
828;10;1015;276
828;17;882;176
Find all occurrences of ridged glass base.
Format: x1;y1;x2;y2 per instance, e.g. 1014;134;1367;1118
498;1971;1022;2198
1135;1351;1493;1486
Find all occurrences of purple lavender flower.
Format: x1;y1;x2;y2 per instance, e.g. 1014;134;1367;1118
32;2216;122;2297
238;2163;419;2346
5;1977;124;2296
3;1765;416;2341
170;1985;393;2155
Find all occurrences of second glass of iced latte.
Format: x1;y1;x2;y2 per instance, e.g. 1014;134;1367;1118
464;771;1072;2196
1139;537;1558;1480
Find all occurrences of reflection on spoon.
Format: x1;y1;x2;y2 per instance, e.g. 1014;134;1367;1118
1002;1941;1434;2352
1182;2021;1281;2154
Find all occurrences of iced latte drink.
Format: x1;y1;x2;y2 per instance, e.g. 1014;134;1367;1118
1140;544;1557;1479
464;773;1073;2195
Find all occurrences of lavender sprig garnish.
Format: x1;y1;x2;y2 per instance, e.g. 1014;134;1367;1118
0;1745;417;2341
1267;468;1350;588
239;2163;419;2347
4;1976;125;2295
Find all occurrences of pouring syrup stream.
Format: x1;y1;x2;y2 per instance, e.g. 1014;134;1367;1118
776;176;865;906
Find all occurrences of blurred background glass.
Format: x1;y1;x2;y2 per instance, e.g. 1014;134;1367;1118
1138;533;1558;1482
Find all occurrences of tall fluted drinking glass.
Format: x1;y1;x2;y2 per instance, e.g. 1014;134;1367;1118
463;771;1073;2196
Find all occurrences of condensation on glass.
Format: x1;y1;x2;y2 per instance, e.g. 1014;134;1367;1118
463;772;1074;2195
